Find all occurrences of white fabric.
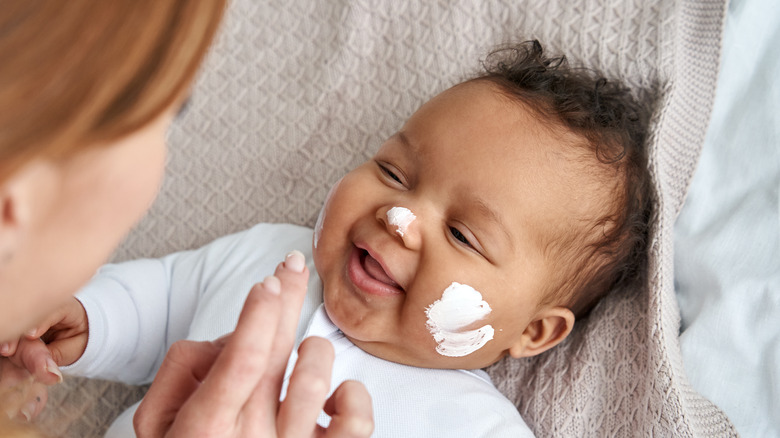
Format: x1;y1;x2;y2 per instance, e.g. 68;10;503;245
66;224;318;383
297;306;532;437
674;0;780;436
67;224;532;437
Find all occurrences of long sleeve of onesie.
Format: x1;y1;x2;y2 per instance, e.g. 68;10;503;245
63;223;314;385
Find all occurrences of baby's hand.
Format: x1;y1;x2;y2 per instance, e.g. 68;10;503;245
0;299;85;422
0;297;88;385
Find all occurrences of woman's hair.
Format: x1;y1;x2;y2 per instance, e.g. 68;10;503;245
0;0;227;182
474;40;654;318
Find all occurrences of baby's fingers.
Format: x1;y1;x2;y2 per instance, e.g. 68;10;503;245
24;298;87;341
0;339;19;357
12;338;62;386
23;309;68;340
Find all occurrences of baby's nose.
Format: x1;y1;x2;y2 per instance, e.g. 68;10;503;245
386;206;416;237
377;206;421;249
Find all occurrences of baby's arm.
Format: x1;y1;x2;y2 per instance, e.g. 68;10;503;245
4;223;308;388
63;223;295;384
2;256;179;387
64;256;189;384
0;258;188;419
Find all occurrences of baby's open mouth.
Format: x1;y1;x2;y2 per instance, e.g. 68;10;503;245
359;249;401;290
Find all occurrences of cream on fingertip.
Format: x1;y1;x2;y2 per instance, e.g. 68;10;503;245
284;250;306;273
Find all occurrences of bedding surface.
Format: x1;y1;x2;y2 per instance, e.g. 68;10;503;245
35;0;736;436
675;0;780;435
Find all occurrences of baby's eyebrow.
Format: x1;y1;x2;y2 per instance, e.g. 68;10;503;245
471;198;513;251
395;131;418;153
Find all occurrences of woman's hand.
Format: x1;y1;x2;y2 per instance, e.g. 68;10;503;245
0;357;48;422
133;251;374;437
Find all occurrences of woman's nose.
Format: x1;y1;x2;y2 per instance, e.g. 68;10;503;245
376;205;421;250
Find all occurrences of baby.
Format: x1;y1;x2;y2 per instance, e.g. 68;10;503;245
5;40;651;437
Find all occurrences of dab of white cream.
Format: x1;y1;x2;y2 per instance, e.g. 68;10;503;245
314;207;325;249
425;282;494;357
314;179;342;248
387;207;416;237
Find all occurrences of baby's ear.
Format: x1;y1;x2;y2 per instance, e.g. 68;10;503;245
508;307;575;358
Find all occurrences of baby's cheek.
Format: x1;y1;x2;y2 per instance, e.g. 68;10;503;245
424;282;495;358
313;177;343;249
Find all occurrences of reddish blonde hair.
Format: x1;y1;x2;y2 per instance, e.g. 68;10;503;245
0;0;227;182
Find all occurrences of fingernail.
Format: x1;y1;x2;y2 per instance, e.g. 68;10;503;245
264;275;281;295
21;401;36;422
0;343;9;355
46;357;63;383
284;250;305;273
25;328;37;338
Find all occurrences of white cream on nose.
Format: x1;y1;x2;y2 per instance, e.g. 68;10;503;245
425;282;494;357
387;206;416;237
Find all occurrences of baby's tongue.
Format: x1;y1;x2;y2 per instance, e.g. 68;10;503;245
362;252;398;287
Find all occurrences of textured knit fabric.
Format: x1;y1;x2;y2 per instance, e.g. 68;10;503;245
66;224;533;438
38;0;736;436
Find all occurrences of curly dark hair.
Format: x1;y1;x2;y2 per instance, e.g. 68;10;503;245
472;40;653;318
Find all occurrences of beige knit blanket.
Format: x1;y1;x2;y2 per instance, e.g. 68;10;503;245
38;0;737;436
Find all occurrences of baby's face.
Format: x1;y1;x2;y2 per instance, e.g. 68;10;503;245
313;81;585;369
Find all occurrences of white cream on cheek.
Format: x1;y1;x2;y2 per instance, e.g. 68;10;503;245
387;206;416;236
425;282;495;357
314;179;342;248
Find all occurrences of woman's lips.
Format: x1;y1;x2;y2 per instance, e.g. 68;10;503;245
347;246;404;297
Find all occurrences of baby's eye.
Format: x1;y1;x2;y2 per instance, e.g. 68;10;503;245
449;226;472;247
378;162;403;184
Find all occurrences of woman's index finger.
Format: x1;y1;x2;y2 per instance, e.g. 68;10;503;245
189;279;284;415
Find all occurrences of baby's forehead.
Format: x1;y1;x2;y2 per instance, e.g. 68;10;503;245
411;81;586;153
384;79;619;225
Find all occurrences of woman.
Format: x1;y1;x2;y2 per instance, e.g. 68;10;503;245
0;1;372;436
